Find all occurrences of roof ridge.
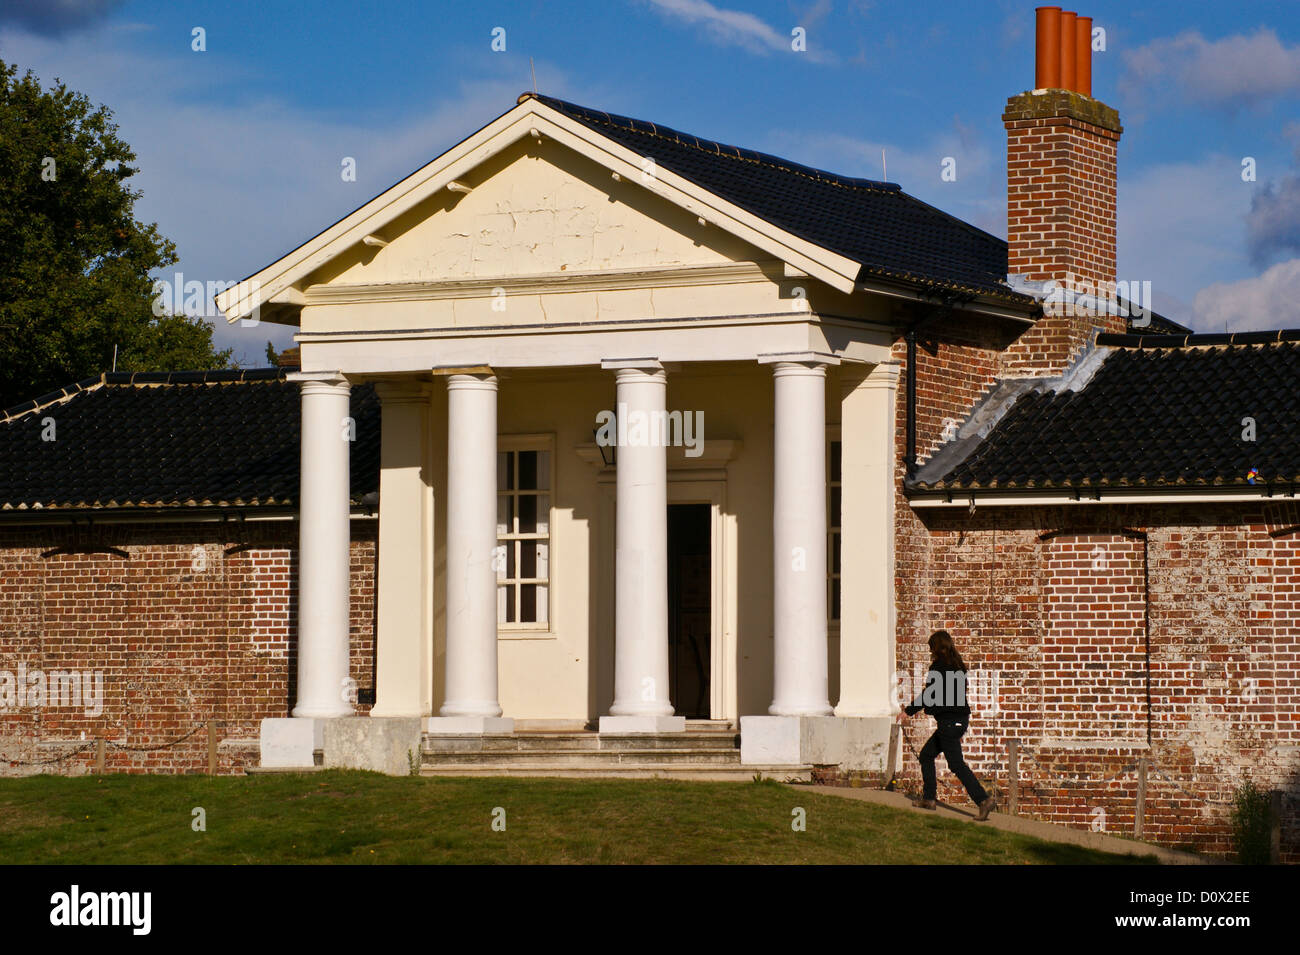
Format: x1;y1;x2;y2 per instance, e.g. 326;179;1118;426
1;375;106;423
531;93;903;196
1097;330;1300;349
1;368;289;424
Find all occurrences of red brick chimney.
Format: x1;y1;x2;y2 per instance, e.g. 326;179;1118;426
1001;6;1126;377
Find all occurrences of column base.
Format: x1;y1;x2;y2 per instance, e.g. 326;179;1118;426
424;716;515;735
599;715;686;734
260;718;325;768
740;715;893;769
323;717;423;776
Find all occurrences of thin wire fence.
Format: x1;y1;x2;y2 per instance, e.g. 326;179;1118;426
1;721;223;772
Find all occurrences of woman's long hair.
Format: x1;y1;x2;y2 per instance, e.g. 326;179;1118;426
928;629;966;671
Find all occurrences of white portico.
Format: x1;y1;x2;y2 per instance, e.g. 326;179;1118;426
218;92;986;773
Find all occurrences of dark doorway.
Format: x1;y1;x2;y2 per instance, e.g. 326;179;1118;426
668;503;711;719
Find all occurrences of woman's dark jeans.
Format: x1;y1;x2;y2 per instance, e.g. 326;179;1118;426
918;720;989;805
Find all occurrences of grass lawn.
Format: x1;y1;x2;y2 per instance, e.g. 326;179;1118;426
0;771;1158;864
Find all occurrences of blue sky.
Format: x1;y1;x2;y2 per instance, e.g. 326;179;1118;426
2;0;1299;365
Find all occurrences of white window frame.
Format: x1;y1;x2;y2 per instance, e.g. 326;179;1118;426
496;433;554;635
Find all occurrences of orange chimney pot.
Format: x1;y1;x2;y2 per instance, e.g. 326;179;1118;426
1075;15;1092;96
1035;6;1062;89
1059;11;1077;92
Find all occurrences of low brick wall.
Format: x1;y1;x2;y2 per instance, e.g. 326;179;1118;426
0;519;377;776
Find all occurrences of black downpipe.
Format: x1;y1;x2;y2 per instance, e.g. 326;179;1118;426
905;326;917;479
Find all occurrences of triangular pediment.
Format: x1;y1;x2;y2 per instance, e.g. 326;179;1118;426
215;95;862;325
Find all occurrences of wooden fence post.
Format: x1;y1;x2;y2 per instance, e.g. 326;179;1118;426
1135;757;1148;840
1007;739;1018;815
884;722;899;788
95;738;106;774
207;721;218;776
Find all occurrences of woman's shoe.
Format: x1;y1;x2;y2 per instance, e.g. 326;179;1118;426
915;798;937;810
976;797;997;821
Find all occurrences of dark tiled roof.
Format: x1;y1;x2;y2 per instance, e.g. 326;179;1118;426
531;94;1035;305
0;370;380;512
910;338;1300;493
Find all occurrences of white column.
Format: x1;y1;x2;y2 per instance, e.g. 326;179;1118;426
371;380;434;719
770;360;832;716
430;372;513;733
835;362;900;717
291;372;354;719
600;361;683;733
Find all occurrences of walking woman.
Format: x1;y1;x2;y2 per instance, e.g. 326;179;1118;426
899;630;996;820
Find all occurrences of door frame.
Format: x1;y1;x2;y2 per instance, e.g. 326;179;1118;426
666;479;732;721
592;468;737;723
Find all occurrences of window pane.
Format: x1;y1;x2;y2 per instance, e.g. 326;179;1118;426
535;494;549;535
536;451;551;490
497;496;508;536
535;540;548;579
507;540;516;578
521;584;537;622
830;441;841;483
498;452;512;491
516;539;549;580
505;584;516;622
830;488;841;528
831;578;841;621
832;532;841;574
497;585;508;624
518;494;537;533
536;585;548;624
518;450;538;490
495;545;507;582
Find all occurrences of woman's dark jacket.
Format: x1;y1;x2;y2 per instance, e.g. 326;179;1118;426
904;663;971;723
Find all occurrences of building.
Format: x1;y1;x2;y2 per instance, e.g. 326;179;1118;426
1;8;1295;859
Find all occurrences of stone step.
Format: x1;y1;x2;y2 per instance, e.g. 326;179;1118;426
422;732;739;754
422;748;743;767
419;763;813;782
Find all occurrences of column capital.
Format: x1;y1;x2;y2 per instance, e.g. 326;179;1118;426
769;360;828;380
612;366;666;386
601;357;663;373
866;360;902;385
445;373;498;393
757;351;840;369
288;370;350;396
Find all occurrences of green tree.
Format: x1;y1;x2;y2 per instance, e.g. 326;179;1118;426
0;58;233;408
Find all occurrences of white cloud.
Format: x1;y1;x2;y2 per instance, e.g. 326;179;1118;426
1120;28;1300;108
641;0;830;60
1193;259;1300;332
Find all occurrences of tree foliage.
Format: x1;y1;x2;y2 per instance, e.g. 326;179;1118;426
0;58;233;408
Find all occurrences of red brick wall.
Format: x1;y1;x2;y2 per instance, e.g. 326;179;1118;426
892;498;1300;862
1042;533;1147;741
0;519;377;776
